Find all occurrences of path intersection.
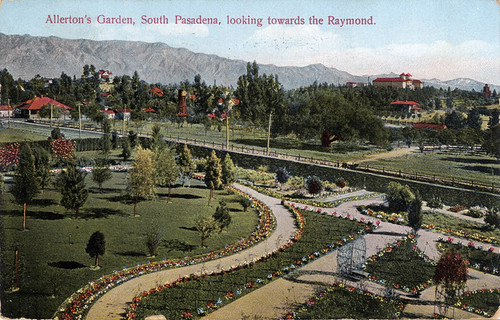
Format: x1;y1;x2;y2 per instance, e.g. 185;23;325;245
83;184;499;320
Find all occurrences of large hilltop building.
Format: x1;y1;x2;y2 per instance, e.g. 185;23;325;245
373;73;423;89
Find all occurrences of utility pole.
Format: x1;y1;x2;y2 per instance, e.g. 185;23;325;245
78;103;82;138
266;112;272;154
226;115;230;149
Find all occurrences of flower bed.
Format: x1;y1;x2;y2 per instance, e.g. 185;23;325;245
365;234;435;293
359;208;406;225
284;283;404;319
53;186;276;320
358;208;498;245
454;288;500;317
250;184;379;208
437;238;499;275
422;224;498;245
127;206;375;319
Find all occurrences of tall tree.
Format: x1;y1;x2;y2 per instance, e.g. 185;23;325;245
100;118;112;156
33;145;51;194
155;147;178;201
407;190;423;233
195;216;218;247
86;231;106;269
221;153;236;186
121;137;132;161
433;250;468;316
58;161;88;215
129;146;156;216
213;200;231;231
12;144;39;230
385;182;415;212
204;150;223;201
177;144;194;186
92;158;112;193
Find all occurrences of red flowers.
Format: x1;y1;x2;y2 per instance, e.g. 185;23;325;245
0;143;20;167
50;137;75;160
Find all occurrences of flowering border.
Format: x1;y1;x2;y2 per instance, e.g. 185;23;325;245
437;238;499;275
365;234;435;293
422;224;497;245
250;184;380;208
454;288;500;317
53;186;276;320
281;282;405;320
358;209;498;245
126;204;375;320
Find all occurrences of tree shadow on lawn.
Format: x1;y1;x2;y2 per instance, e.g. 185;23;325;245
459;165;499;176
48;261;87;269
158;193;203;200
89;188;125;194
0;209;65;220
103;194;135;204
442;157;499;165
163;239;195;252
31;198;58;207
114;251;146;257
81;207;127;219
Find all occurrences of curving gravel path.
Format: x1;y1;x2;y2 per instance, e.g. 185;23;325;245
84;184;298;320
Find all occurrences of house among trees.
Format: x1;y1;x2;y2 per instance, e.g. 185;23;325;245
0;105;13;117
115;108;131;120
149;87;164;97
100;109;115;120
98;70;113;83
346;82;369;88
483;84;491;98
411;123;447;130
14;96;71;119
373;73;423;89
391;100;422;115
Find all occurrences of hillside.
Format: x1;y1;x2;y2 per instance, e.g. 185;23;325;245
0;33;497;91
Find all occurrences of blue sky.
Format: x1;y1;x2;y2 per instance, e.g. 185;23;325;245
0;0;498;84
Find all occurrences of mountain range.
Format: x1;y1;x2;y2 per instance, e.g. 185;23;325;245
0;33;498;92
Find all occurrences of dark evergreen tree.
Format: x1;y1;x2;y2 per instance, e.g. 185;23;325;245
58;161;88;215
213;200;231;231
408;190;423;233
12;144;39;230
92;158;112;193
221;153;236;186
86;231;106;268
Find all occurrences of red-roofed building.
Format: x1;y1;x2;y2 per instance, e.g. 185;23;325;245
144;107;156;113
98;70;113;83
0;105;13;118
411;123;447;130
15;96;71;119
149;87;164;97
391;100;422;114
100;109;116;120
115;109;131;120
373;73;423;89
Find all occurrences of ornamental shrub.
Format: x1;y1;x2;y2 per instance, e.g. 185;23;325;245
275;167;290;185
306;175;323;195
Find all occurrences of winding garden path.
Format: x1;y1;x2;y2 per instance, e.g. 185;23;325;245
83;186;499;320
84;184;298;320
202;196;500;320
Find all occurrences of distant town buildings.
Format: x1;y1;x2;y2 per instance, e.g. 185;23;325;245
14;96;71;119
483;84;491;98
391;100;422;115
98;70;113;83
0;105;13;118
346;82;369;88
373;73;423;89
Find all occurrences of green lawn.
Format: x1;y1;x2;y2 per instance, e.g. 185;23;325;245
133;210;367;319
0;174;259;319
365;238;435;291
295;286;403;319
0;128;47;143
363;150;500;187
